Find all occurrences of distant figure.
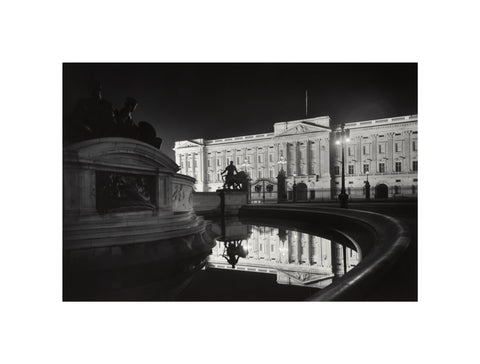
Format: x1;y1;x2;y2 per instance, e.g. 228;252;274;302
221;161;238;190
67;83;116;142
114;97;139;139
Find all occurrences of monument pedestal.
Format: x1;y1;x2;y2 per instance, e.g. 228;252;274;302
63;138;206;250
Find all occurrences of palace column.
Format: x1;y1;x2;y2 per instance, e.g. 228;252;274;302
274;143;279;175
305;140;310;175
405;130;412;172
306;234;312;265
387;132;395;173
293;141;298;175
372;134;378;174
191;153;195;179
199;147;206;190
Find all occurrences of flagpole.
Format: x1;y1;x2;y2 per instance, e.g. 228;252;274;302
305;89;308;117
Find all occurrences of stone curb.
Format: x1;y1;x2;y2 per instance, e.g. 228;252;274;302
239;205;411;301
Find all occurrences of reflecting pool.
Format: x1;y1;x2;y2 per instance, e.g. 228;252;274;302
63;217;362;301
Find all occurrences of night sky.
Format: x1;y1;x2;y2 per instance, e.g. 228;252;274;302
63;63;417;159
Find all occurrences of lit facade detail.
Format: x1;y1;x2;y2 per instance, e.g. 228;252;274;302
174;115;418;199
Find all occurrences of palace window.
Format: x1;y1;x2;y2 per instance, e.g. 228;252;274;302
412;140;417;151
395;142;403;153
226;157;230;164
348;165;354;175
269;154;273;162
363;146;367;155
395;162;402;172
348;147;353;156
247;156;252;163
207;159;211;168
269;169;274;178
236;156;241;165
258;170;263;178
413;161;418;171
216;159;220;166
334;166;340;175
379;163;385;173
363;164;369;173
378;144;383;154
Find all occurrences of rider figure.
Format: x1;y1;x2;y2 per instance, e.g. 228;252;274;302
221;161;238;189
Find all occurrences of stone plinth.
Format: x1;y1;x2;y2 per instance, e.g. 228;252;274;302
63;138;204;249
193;191;247;216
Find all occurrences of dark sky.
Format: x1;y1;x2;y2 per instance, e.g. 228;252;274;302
63;63;417;159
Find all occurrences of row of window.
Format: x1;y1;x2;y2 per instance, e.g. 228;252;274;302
334;161;418;175
206;154;276;168
347;140;417;156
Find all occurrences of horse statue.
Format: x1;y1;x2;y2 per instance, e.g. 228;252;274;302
223;171;248;191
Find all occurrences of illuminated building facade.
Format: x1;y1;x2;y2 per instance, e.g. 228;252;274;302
174;114;418;199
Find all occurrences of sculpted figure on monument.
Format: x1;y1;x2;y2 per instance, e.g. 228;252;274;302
114;97;139;139
221;161;238;190
138;121;163;149
67;83;116;142
65;83;163;149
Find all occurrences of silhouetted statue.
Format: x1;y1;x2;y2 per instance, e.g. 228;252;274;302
138;121;162;149
221;162;238;190
114;97;139;139
67;83;116;142
65;84;163;150
364;180;371;200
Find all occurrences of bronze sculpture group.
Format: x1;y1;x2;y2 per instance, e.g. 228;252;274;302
65;83;162;149
221;161;248;191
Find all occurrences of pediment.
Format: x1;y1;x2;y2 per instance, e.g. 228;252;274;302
275;122;329;137
175;139;203;148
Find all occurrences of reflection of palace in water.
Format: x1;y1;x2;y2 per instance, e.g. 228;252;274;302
207;222;361;289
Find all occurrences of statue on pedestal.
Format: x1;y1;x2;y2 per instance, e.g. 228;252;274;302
67;83;116;142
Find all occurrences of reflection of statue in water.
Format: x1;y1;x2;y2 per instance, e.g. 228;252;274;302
67;83;116;142
222;240;248;268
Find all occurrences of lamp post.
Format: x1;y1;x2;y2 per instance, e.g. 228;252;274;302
292;173;297;202
277;156;287;203
335;123;350;208
365;171;370;200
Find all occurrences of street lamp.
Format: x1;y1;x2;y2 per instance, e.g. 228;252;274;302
277;156;287;203
292;173;297;202
365;171;371;200
335;123;350;208
277;156;287;171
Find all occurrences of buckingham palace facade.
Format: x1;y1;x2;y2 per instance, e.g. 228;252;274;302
174;114;418;200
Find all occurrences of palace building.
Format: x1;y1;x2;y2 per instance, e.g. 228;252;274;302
174;114;418;200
